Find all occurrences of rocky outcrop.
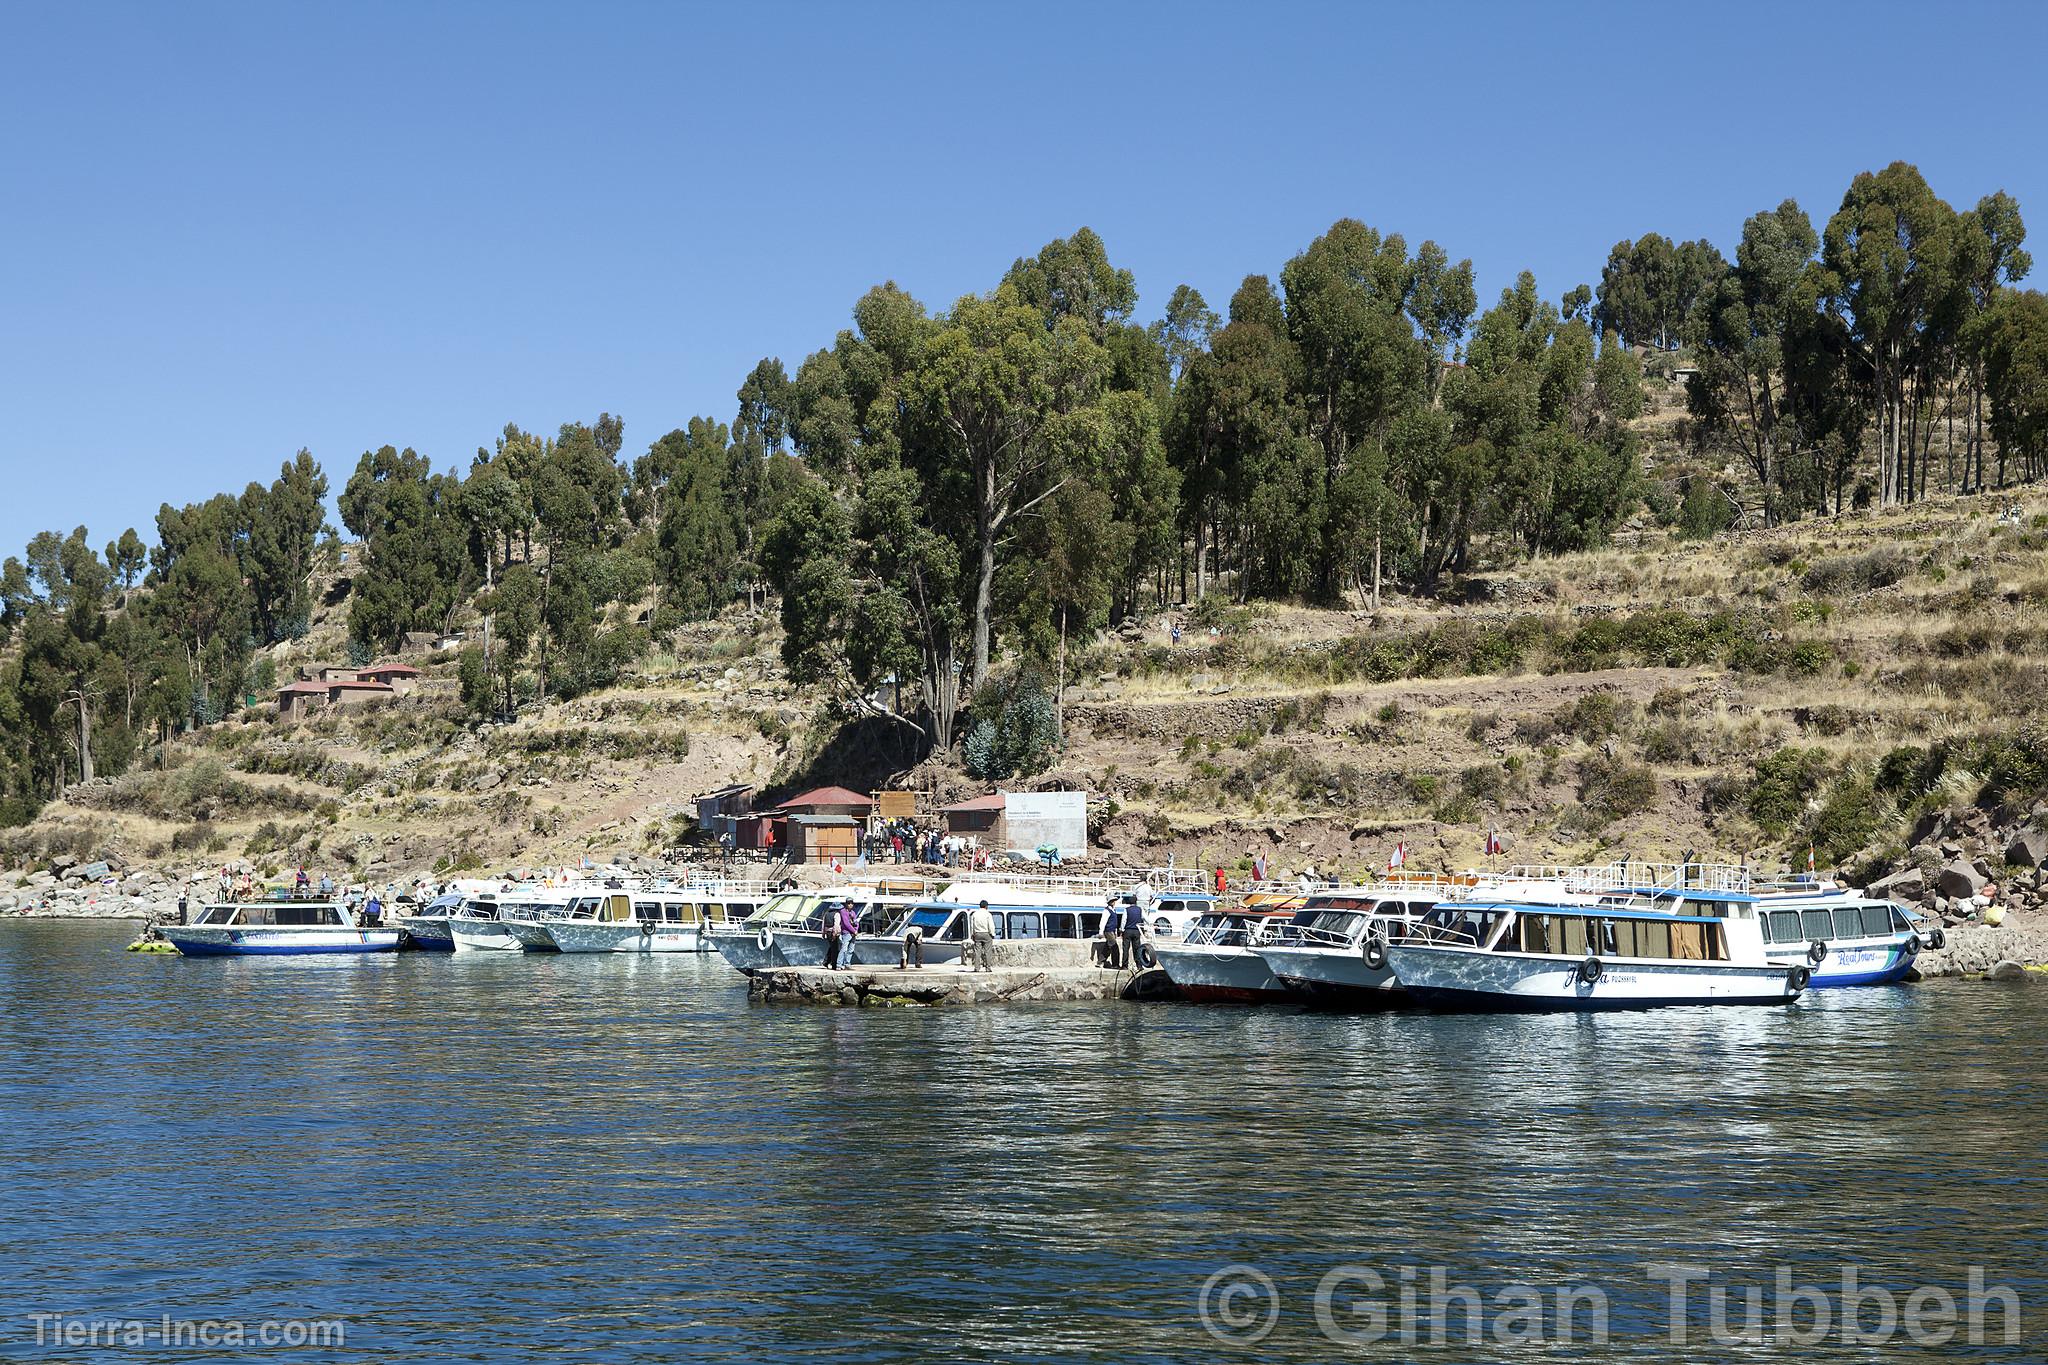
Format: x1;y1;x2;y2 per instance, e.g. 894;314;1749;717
2007;827;2048;869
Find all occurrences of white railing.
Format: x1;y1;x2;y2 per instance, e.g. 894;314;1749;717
943;867;1215;899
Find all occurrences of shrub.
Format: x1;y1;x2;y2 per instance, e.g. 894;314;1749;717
1558;691;1627;740
1807;775;1879;864
1748;747;1832;836
1800;549;1908;596
1572;754;1657;829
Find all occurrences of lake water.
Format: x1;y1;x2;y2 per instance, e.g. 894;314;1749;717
2;920;2042;1362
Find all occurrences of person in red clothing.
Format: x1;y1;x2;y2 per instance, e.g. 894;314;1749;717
1214;866;1227;895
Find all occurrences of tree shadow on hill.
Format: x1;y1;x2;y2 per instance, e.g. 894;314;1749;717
765;714;931;804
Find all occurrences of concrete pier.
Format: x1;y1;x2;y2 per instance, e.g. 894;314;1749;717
749;963;1178;1007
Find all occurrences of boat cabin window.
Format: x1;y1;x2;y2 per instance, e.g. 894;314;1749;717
1833;908;1865;939
1857;905;1892;936
1006;912;1042;939
1044;912;1077;938
905;907;952;934
197;905;236;925
1080;911;1106;937
251;904;342;927
1513;911;1722;960
1800;909;1834;941
1764;909;1802;944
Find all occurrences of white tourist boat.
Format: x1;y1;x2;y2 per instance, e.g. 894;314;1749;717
393;891;468;951
1384;874;1806;1010
705;891;823;973
540;884;767;954
1151;902;1312;1003
447;895;547;953
1251;881;1469;1006
851;881;1122;967
1752;885;1946;987
165;899;400;956
768;880;935;966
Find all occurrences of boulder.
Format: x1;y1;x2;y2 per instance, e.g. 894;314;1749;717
27;871;54;889
1870;866;1924;898
1936;859;1987;900
2006;827;2048;869
50;853;77;873
1985;960;2027;981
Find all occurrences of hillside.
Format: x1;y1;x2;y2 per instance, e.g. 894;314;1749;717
5;475;2045;930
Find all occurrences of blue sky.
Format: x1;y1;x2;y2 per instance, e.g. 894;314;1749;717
3;2;2044;559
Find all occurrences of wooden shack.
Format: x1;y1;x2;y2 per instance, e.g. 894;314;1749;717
787;814;860;864
941;792;1007;844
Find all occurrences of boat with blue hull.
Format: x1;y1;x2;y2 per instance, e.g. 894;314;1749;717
164;900;399;957
1754;890;1945;987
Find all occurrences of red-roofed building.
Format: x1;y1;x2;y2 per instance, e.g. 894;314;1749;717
772;786;876;818
941;792;1008;843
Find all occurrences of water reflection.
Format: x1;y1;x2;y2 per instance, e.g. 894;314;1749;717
0;921;2041;1362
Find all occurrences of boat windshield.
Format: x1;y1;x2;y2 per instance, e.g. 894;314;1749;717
1290;909;1373;946
195;905;236;925
1184;913;1258;946
905;906;954;933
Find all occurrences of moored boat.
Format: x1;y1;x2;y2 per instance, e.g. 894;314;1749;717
165;899;399;957
1385;879;1805;1011
1152;903;1309;1003
541;885;766;954
1754;890;1945;987
1251;884;1457;1007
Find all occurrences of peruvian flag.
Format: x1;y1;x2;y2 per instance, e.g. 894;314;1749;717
1388;842;1407;870
1484;827;1504;856
1807;843;1817;875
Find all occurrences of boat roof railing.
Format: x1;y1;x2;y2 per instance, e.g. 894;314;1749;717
946;868;1216;898
1501;860;1753;894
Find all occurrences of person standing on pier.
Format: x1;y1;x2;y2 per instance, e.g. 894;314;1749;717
967;899;995;972
1121;896;1146;971
836;899;858;966
822;900;844;969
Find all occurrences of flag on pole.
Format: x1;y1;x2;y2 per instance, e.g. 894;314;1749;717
1484;826;1503;856
1807;843;1816;875
1388;841;1407;870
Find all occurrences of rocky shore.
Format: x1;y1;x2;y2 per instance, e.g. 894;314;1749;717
0;854;193;921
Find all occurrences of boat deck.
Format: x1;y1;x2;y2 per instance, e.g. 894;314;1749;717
749;963;1176;1007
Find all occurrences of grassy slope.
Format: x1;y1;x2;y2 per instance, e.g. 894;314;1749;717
11;380;2046;887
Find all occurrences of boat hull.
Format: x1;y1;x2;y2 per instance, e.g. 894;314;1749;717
1153;943;1291;1003
544;921;707;954
1387;944;1801;1012
1767;941;1918;987
851;934;963;966
448;918;524;952
707;929;787;974
395;916;455;952
1255;945;1405;1007
165;926;400;957
502;920;561;952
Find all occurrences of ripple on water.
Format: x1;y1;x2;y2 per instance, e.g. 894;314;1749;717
1;921;2042;1362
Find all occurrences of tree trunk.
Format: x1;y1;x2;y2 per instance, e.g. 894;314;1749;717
1055;605;1067;742
75;693;93;784
1371;525;1383;611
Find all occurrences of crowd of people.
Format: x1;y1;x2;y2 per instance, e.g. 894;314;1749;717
862;820;993;870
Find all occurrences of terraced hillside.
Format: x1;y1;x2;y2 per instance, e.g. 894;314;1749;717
6;482;2044;911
